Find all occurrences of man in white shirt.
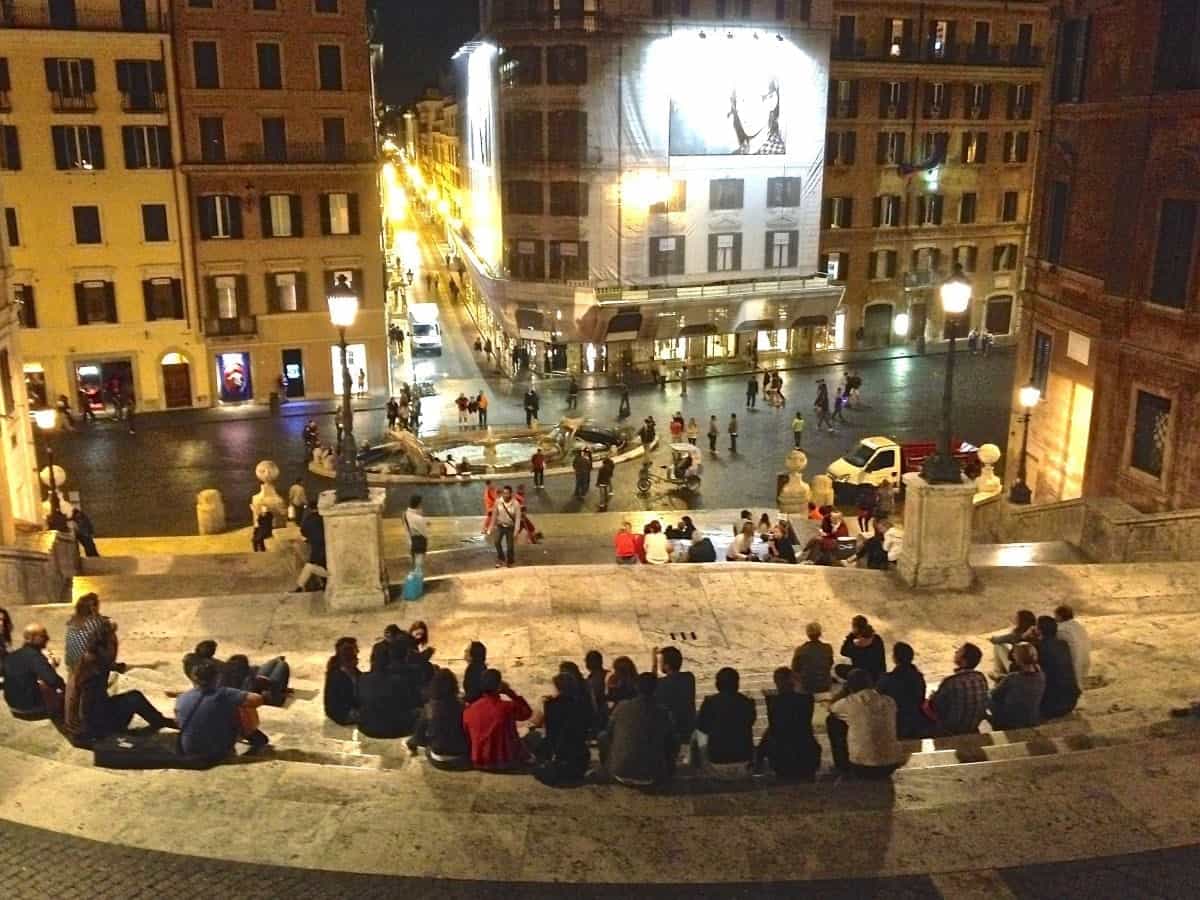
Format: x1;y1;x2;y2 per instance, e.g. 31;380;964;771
827;669;903;778
1054;604;1090;689
492;486;520;568
643;523;672;565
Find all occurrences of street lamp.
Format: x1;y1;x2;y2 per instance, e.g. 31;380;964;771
920;264;972;484
32;407;66;527
1009;383;1041;504
327;274;368;502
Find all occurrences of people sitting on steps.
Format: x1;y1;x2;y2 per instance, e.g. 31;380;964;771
462;668;533;772
923;643;989;737
693;667;756;779
834;615;886;683
3;624;64;719
176;658;269;764
323;637;361;726
827;668;903;779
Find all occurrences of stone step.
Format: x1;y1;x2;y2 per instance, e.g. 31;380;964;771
81;550;300;578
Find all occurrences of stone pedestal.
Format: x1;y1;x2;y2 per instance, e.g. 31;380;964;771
776;449;812;515
897;473;975;591
318;487;389;610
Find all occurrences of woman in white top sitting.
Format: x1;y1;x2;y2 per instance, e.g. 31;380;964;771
642;520;673;565
726;522;758;561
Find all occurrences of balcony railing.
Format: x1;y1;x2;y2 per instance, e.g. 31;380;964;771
204;315;256;337
50;90;96;112
121;91;165;113
188;142;375;165
594;272;836;306
0;89;9;112
838;38;1045;68
0;1;168;32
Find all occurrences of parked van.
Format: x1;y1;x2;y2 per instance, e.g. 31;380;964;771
408;303;443;355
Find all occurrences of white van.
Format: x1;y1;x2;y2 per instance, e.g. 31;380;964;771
408;303;443;356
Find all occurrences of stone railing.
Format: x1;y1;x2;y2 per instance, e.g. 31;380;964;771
0;545;50;605
973;496;1086;546
1079;498;1200;564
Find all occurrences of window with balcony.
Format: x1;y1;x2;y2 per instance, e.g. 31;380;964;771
141;203;168;241
256;43;283;90
549;181;588;216
828;79;857;119
970;21;991;61
766;177;801;208
0;59;9;111
45;58;96;111
928;20;955;59
879;81;908;118
547;45;587;85
143;278;183;320
1003;131;1030;164
121;125;171;168
262;193;302;237
918;194;943;226
1002;190;1021;223
923;82;948;118
960;131;987;164
51;125;105;169
966;82;990;119
887;18;913;58
1154;4;1200;91
911;246;941;275
954;245;978;272
825;130;856;165
322;117;346;161
547;110;586;162
192;41;219;89
116;60;166;111
504;180;543;215
320;191;358;235
1013;23;1037;64
869;250;898;280
501;46;542;86
0;126;20;170
208;275;246;326
819;251;846;282
649;236;685;276
833;14;857;57
921;131;949;162
14;284;36;328
649;180;687;214
503;110;544;161
75;280;117;324
876;131;905;165
199;116;225;162
709;178;744;211
317;45;343;91
1150;199;1197;309
198;194;242;239
766;230;798;268
822;196;853;229
959;193;977;224
708;233;742;272
1054;18;1089;103
1007;84;1033;120
4;207;17;246
261;117;287;161
507;238;545;280
993;243;1018;271
268;272;305;312
549;240;588;280
874;194;901;227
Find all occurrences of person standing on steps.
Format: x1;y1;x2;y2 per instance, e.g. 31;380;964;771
728;413;739;454
746;376;758;409
476;391;489;427
707;415;720;453
596;456;615;509
791;412;806;449
523;387;540;427
618;385;631;419
567;376;579;410
573;448;593;499
530;448;546;488
686;417;699;445
492;486;520;568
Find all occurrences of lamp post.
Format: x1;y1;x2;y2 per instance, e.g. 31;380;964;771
920;264;972;484
1009;383;1041;504
32;407;65;527
327;274;368;502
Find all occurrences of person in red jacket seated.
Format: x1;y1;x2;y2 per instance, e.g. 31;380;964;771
462;668;533;770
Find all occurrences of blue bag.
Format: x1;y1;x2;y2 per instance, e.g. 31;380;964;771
403;568;424;601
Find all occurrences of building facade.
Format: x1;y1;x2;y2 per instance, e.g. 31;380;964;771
1013;1;1200;510
1;0;208;414
454;0;843;376
0;178;40;542
171;0;384;404
823;0;1049;350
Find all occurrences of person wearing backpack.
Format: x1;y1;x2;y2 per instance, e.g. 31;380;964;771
176;658;268;765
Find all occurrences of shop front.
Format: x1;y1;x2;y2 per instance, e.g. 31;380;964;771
331;344;368;394
74;357;134;416
215;351;254;404
23;363;48;409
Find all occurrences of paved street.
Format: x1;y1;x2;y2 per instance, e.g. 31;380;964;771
48;221;1016;537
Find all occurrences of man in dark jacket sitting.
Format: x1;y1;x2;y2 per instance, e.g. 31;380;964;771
600;673;678;787
1033;616;1080;720
3;624;64;718
694;667;756;775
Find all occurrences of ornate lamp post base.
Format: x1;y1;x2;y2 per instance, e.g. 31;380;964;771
335;431;369;503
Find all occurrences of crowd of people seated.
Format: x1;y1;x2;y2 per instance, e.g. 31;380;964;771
1;595;1092;781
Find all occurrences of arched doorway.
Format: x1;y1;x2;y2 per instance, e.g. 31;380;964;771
862;303;894;347
161;352;192;408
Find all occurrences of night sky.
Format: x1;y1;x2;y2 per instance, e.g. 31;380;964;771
375;0;480;107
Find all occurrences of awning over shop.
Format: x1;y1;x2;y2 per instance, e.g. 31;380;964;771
791;315;828;328
679;322;719;336
654;313;681;340
515;308;550;342
734;318;775;333
788;289;843;328
729;290;844;334
606;310;643;341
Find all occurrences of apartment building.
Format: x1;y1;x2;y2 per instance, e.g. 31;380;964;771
454;0;843;375
172;0;384;403
410;90;462;224
823;0;1049;349
1;0;207;412
1012;1;1200;509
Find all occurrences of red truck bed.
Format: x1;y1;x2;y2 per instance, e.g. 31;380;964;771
900;441;979;474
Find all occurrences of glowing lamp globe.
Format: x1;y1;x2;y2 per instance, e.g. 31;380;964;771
939;266;972;314
1018;383;1042;409
893;312;910;336
32;408;57;431
326;275;359;328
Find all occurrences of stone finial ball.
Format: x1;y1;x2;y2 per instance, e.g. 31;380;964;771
255;460;280;484
786;449;809;474
978;443;1001;465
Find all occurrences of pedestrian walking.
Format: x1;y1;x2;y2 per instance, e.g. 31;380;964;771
523;387;540;427
476;391;489;427
356;368;366;398
531;448;546;488
746;375;759;409
71;508;99;557
876;479;896;521
679;363;688;395
967;330;979;355
618;386;631;419
686;417;699;445
288;478;308;526
832;390;847;424
125;395;136;434
856;482;878;533
335;419;344;452
567;376;579;410
455;392;470;428
473;336;483;355
791;411;806;449
669;413;684;443
492;486;519;567
772;372;786;406
638;416;656;449
303;419;319;461
596;456;615;510
981;330;994;355
707;415;719;453
763;369;772;392
814;381;833;432
386;397;399;430
251;503;273;552
573;448;592;498
728;413;739;453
